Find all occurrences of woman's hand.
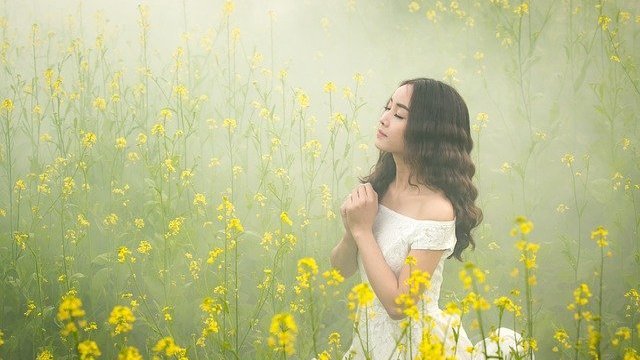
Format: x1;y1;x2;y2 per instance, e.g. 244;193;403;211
341;183;378;242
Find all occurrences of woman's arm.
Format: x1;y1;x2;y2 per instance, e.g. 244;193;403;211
330;232;358;279
352;230;443;319
344;182;444;320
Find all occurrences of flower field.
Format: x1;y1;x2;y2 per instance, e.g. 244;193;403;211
0;0;638;359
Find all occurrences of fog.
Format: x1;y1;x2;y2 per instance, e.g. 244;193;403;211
0;0;638;358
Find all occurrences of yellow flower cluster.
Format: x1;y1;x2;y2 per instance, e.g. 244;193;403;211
118;346;143;360
295;257;318;292
280;211;293;226
493;296;521;317
1;98;13;112
590;225;609;248
462;291;490;311
108;305;135;335
82;132;97;149
196;297;221;347
165;216;185;238
267;313;298;356
567;283;592;320
511;215;534;236
117;246;136;263
137;240;152;255
458;262;485;290
57;289;86;336
295;89;310;108
415;330;447;360
36;350;54;360
78;340;101;359
92;97;106;110
347;283;374;312
153;337;187;359
552;328;571;351
322;268;344;287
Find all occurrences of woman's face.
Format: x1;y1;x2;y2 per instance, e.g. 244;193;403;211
374;84;412;155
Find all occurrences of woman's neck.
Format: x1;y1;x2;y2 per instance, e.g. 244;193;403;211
390;154;417;194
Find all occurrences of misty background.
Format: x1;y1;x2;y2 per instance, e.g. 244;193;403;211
1;0;638;358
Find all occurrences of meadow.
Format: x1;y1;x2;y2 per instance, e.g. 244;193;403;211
0;0;638;359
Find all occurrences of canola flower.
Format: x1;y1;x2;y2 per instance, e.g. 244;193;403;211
118;346;143;360
268;313;298;356
153;337;188;359
78;340;101;359
36;350;54;360
57;289;86;336
108;305;135;335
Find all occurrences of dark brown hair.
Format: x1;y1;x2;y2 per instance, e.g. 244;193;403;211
361;78;482;260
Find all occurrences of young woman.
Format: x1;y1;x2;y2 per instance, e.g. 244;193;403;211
330;78;526;359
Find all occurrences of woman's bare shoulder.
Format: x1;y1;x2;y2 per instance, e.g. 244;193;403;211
415;190;455;221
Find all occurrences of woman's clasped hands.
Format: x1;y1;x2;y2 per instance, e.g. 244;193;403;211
340;183;378;243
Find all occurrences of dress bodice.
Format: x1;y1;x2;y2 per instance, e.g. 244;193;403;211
358;204;456;312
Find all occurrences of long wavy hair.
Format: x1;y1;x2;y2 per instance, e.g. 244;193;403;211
361;78;482;260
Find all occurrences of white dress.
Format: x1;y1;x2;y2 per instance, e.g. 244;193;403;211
343;205;527;360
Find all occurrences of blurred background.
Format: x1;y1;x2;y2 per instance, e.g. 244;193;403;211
0;0;638;358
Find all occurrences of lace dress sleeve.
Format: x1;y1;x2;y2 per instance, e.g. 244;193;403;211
409;221;457;258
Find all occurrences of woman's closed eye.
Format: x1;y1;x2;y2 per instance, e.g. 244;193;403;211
382;106;405;120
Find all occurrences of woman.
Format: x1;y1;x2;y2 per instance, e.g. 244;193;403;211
330;78;526;359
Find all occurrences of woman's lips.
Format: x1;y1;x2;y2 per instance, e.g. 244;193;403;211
377;129;387;138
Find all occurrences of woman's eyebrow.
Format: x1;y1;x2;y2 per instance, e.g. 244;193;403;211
389;97;409;111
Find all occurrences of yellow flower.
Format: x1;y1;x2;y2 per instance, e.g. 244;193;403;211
1;98;13;112
134;218;145;229
323;269;345;286
323;81;336;93
223;118;237;132
462;292;490;311
136;132;147;145
108;305;135;335
267;313;298;355
408;1;420;13
118;346;143;360
14;179;26;191
166;217;186;237
78;340;101;359
227;217;244;233
82;132;97;148
561;153;575;167
159;107;172;119
115;137;127;149
598;15;611;31
295;89;310;108
494;296;522;317
348;283;375;310
223;0;235;15
57;290;85;322
92;97;106;110
514;2;529;16
280;211;293;226
36;350;54;360
103;213;119;227
137;240;152;255
173;84;188;98
153;337;187;357
194;193;207;206
590;225;609;248
207;248;223;264
117;246;135;263
151;123;165;136
444;67;458;83
395;293;419;320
